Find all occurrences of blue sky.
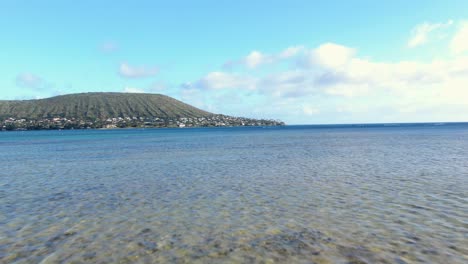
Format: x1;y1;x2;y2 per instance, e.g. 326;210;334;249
1;0;468;124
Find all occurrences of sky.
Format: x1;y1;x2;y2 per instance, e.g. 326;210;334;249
1;0;468;124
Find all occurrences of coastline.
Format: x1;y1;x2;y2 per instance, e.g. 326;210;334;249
0;115;285;131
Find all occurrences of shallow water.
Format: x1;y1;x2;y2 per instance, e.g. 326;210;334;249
1;125;467;263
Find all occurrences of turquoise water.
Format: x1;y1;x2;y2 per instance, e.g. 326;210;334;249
1;125;467;263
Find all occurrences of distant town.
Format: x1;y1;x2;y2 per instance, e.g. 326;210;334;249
0;115;285;131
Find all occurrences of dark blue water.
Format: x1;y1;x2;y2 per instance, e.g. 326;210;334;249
1;124;467;263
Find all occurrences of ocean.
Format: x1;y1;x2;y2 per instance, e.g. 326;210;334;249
1;124;467;263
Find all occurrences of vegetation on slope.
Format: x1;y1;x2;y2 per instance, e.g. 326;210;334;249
0;92;212;120
0;93;285;130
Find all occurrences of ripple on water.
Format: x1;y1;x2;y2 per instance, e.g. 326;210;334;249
1;126;468;263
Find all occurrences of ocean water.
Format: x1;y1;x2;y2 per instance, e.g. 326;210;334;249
0;124;467;263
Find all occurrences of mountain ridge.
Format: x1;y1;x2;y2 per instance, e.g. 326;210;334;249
0;92;284;130
0;92;212;120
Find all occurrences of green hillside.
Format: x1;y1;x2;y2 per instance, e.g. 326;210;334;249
0;93;212;120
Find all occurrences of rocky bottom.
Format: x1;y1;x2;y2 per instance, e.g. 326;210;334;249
3;226;461;264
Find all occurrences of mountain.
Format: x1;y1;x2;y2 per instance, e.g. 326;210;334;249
0;93;284;130
0;92;211;120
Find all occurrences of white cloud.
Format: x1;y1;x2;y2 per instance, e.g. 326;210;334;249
186;39;468;123
179;88;216;113
191;43;356;96
11;73;65;100
198;42;468;99
192;71;257;90
450;21;468;54
302;106;320;115
118;62;159;78
122;87;145;93
16;72;44;89
245;51;270;68
258;70;312;97
224;46;305;69
307;43;356;68
408;20;453;48
279;46;304;59
324;83;371;97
